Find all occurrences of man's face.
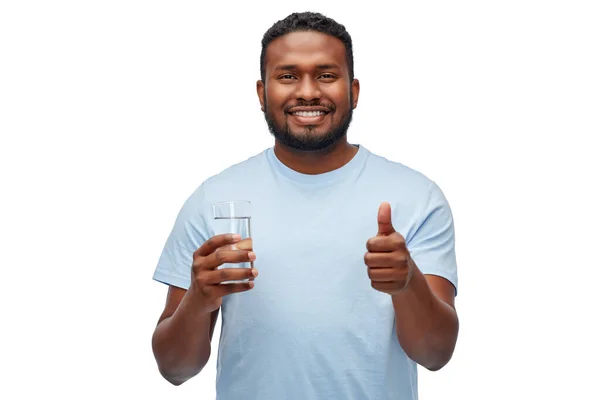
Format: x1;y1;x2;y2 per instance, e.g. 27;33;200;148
257;31;360;151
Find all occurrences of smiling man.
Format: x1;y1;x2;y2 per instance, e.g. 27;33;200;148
259;29;357;155
152;12;459;400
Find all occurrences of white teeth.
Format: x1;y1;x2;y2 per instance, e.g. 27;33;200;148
292;111;324;117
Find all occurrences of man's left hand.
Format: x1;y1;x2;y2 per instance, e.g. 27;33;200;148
364;202;415;295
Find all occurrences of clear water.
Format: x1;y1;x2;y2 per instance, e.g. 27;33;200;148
214;217;252;283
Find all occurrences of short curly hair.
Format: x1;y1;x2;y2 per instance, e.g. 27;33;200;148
260;12;354;82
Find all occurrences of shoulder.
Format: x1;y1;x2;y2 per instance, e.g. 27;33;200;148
190;148;270;200
173;149;270;218
363;147;438;198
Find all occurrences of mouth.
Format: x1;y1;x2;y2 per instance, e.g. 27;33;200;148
286;106;332;126
290;110;327;117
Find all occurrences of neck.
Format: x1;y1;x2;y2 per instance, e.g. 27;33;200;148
273;137;359;175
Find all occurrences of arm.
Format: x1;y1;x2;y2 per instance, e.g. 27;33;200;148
151;286;220;386
365;198;459;371
151;234;257;385
391;268;458;371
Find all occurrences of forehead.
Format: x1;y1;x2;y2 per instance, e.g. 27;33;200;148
264;31;348;72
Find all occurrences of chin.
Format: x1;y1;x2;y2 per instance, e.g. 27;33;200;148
293;127;327;136
264;110;351;151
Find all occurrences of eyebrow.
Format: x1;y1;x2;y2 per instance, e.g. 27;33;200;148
274;63;341;71
316;64;341;70
274;65;297;71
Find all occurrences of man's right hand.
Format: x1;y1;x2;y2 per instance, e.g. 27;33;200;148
190;234;258;314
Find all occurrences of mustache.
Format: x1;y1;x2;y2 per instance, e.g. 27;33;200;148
283;101;335;113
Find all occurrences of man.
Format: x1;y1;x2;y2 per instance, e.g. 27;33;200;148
152;11;459;400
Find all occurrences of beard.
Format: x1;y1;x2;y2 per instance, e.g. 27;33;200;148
263;94;354;152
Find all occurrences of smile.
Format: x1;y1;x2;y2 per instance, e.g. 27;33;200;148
287;111;329;126
291;111;326;117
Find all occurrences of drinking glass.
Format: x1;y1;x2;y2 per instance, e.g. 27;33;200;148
212;200;253;283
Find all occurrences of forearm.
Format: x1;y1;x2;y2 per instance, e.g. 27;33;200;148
151;289;213;385
392;265;459;371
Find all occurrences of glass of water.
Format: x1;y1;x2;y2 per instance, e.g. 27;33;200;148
212;200;253;283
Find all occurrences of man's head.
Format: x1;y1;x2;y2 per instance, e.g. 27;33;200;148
257;12;360;152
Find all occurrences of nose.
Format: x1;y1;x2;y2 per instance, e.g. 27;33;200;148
294;76;321;101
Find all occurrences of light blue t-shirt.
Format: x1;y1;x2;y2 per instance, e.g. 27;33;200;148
153;144;458;400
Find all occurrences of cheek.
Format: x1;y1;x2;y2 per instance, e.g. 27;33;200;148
328;85;352;109
266;85;290;107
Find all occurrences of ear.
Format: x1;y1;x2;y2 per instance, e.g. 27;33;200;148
256;80;265;112
351;78;360;109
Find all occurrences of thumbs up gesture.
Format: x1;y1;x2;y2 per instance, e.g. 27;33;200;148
364;202;415;295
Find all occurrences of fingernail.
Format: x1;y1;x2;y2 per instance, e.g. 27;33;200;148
251;269;258;277
248;251;256;261
231;234;241;241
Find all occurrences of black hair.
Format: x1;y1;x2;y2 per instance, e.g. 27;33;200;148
260;12;354;82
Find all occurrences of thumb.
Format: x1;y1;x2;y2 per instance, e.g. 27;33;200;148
377;202;396;235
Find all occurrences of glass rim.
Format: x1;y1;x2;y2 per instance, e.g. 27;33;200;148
212;200;251;206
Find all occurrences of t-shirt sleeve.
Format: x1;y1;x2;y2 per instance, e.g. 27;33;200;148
152;184;211;290
407;181;458;294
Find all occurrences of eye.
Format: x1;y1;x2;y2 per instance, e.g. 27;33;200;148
278;74;297;81
319;73;337;81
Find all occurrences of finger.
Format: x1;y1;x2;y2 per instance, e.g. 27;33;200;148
364;252;404;268
371;281;403;292
196;234;241;257
202;267;258;285
377;202;396;236
220;238;253;252
204;249;256;270
367;267;395;282
366;234;406;252
213;281;255;297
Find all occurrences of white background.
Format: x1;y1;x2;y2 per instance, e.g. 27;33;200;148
1;1;599;399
